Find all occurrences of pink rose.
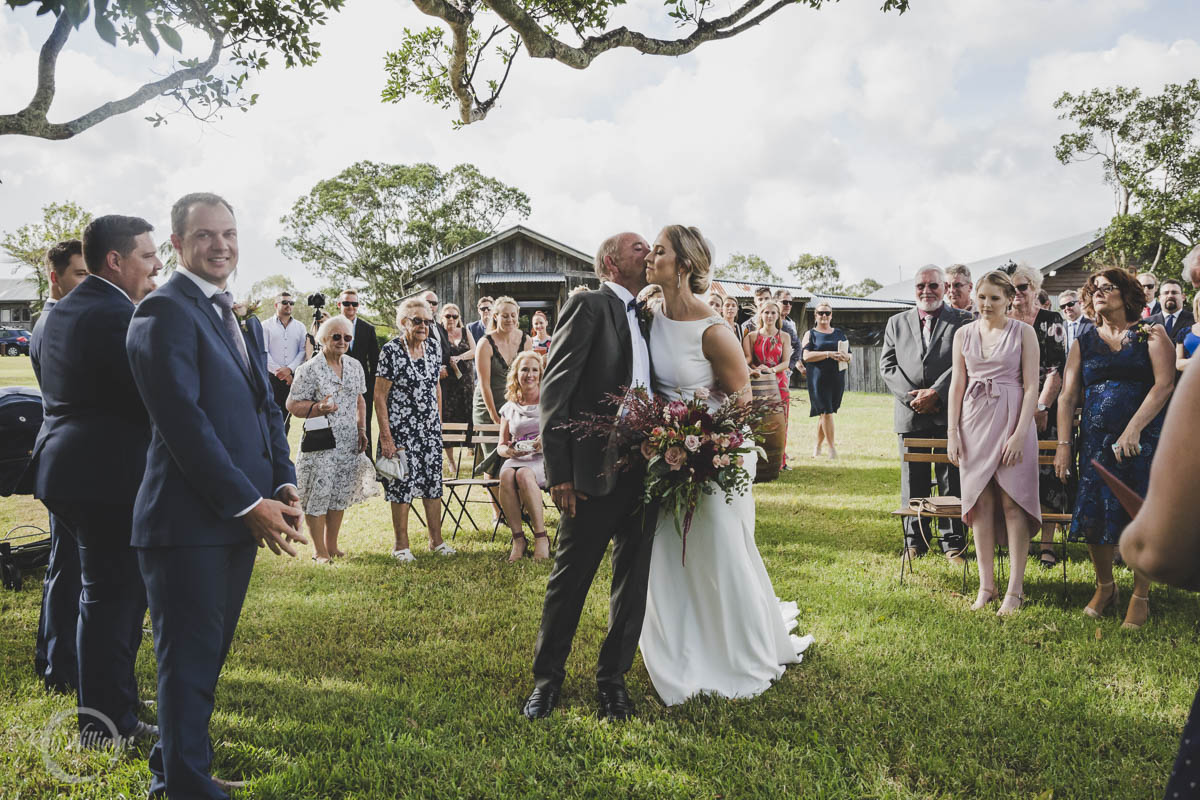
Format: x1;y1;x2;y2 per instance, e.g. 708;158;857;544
712;454;723;468
694;387;711;401
684;434;702;452
640;439;657;460
664;446;687;471
720;454;732;467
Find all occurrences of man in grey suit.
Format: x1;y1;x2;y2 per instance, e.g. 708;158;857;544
881;267;972;562
1058;289;1094;354
523;231;658;722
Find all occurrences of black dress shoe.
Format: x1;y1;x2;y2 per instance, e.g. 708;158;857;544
522;687;560;720
597;684;634;721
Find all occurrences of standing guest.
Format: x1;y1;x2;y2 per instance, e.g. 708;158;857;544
262;291;306;433
495;350;550;562
530;310;552;354
945;264;974;315
286;315;376;564
706;294;724;315
1007;265;1068;569
1137;272;1160;317
1175;293;1200;373
439;302;476;468
1059;289;1094;354
31;218;161;742
881;267;972;563
474;296;533;480
340;289;380;446
947;271;1041;615
1146;279;1194;341
423;289;454;378
721;295;741;336
1120;347;1200;797
376;297;456;563
127;193;306;799
801;303;850;459
775;289;804;385
744;299;793;467
304;308;327;362
31;238;88;695
468;295;493;344
1054;268;1173;628
740;286;772;337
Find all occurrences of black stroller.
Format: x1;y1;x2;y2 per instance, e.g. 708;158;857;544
0;386;50;590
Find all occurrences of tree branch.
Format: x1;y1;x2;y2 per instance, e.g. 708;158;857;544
0;5;224;140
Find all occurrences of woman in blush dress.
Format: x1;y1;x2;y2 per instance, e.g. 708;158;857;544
639;224;812;707
493;350;549;562
947;270;1042;615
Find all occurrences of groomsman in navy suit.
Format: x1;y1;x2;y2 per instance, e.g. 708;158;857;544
127;193;306;799
1146;279;1194;341
30;216;162;742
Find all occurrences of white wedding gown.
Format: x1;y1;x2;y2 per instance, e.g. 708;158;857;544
639;314;814;707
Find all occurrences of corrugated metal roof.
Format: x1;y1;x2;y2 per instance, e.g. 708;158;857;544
710;279;812;301
476;273;567;285
809;293;912;310
866;230;1105;303
0;278;38;303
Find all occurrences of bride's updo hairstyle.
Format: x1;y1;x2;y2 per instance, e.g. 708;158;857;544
663;225;713;294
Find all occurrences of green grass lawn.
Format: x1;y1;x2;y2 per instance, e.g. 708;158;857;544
1;355;1195;799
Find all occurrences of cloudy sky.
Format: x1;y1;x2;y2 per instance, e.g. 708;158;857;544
3;0;1199;297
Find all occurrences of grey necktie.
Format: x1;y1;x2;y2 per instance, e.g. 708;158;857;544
921;315;932;349
213;291;251;370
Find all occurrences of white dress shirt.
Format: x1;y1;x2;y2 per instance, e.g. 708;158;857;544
176;267;296;516
604;281;652;390
263;314;306;372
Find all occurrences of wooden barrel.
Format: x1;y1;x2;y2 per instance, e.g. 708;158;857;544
751;374;786;483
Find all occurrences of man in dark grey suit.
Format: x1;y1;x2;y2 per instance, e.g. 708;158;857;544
1058;289;1094;354
523;231;657;722
1146;279;1194;341
880;267;972;562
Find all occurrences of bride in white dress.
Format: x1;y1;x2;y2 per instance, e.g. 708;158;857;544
638;225;813;707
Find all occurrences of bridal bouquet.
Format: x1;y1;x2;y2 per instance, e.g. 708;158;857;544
564;386;778;563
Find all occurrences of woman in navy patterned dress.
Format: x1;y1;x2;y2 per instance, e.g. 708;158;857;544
376;297;456;564
1055;268;1174;627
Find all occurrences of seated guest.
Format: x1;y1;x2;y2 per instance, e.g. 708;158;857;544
802;303;850;459
947;271;1041;615
530;310;552;354
1176;292;1200;372
287;315;377;563
1054;267;1173;628
881;267;972;563
494;350;549;562
376;297;456;563
473;296;533;479
1147;278;1194;341
31;215;162;746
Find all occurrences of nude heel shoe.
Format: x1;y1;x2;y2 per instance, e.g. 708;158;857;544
1083;581;1118;619
1122;594;1150;629
970;587;998;611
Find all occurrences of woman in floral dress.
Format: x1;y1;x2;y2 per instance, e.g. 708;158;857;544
376;297;456;564
287;315;378;563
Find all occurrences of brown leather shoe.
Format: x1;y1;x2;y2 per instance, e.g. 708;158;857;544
945;548;967;566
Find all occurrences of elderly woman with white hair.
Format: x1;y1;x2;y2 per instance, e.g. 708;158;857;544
376;297;455;563
286;315;377;563
1007;264;1068;569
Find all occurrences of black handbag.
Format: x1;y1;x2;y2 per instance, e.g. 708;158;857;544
300;398;336;453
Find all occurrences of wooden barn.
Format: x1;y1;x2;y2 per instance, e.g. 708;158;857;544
409;226;600;326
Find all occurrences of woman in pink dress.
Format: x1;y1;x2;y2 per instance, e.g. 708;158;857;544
947;270;1042;615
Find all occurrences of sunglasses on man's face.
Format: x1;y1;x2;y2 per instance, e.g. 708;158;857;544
479;306;491;313
1140;283;1156;290
1060;300;1078;309
278;300;294;306
330;333;353;343
916;283;940;291
779;300;792;306
428;300;439;306
341;301;359;307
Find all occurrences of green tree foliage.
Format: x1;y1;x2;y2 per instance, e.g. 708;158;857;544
1;200;92;311
786;253;842;294
1055;80;1200;274
841;278;882;298
277;161;531;311
2;0;344;139
716;252;780;283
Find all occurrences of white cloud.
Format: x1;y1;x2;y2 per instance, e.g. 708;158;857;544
1;0;1197;298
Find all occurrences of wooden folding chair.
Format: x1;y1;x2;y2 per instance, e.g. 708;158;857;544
440;422;502;540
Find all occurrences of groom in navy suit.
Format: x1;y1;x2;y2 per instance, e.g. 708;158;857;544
127;193;306;799
30;216;161;742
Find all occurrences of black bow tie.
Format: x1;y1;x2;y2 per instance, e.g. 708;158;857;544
628;299;647;313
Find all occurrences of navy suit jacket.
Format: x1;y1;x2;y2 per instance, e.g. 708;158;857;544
29;276;150;505
1146;309;1195;341
126;272;295;548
